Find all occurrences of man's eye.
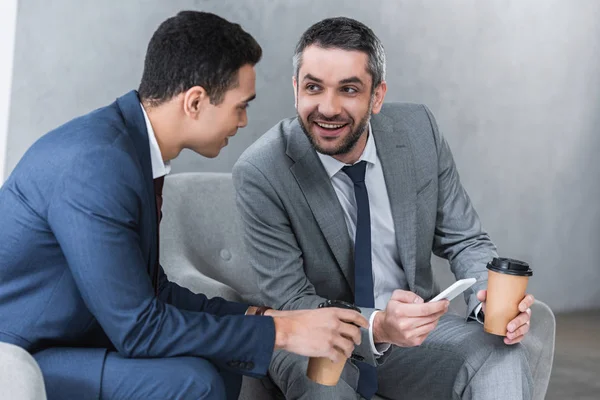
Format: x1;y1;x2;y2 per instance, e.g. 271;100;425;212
239;103;249;110
306;84;321;92
342;87;358;94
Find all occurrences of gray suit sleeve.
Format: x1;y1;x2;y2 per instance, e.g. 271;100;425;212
233;160;382;365
423;105;498;318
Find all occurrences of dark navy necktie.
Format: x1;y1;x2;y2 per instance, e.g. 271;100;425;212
342;161;378;399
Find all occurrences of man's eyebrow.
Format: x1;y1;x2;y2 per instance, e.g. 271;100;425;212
339;76;364;85
241;93;256;103
302;73;323;83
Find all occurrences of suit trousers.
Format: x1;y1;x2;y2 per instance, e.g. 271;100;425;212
35;348;241;400
269;313;533;400
33;284;243;400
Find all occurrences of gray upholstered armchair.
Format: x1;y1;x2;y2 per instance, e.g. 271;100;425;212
0;342;47;400
160;172;555;400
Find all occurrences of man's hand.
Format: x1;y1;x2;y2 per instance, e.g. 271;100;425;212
372;290;449;347
477;290;535;345
266;308;368;363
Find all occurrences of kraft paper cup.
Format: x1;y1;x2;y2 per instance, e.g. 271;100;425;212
483;258;533;336
307;356;346;386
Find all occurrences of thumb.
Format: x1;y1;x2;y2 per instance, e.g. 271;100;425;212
391;289;423;304
477;290;487;302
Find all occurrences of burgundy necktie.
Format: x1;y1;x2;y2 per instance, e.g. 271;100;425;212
152;176;165;296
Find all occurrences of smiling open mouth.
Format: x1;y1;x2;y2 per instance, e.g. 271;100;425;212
314;122;348;130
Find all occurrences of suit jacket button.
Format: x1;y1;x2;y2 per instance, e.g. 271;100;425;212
246;361;254;370
228;361;239;368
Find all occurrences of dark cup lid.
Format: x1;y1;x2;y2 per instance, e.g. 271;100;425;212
486;257;533;277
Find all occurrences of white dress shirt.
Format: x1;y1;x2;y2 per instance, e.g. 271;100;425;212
317;124;404;355
140;104;171;179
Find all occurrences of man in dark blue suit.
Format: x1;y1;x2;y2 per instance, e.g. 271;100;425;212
0;11;367;400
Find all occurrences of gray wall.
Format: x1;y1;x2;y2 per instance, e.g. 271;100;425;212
6;0;600;313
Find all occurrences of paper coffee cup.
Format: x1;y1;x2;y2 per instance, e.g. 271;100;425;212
307;356;346;386
306;300;359;386
483;258;533;336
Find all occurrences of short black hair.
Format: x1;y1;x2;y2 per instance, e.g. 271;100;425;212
138;11;262;106
293;17;386;89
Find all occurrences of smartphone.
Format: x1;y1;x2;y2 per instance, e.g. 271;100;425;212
428;278;477;302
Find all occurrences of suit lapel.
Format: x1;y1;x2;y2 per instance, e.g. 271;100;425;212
116;90;157;270
371;112;418;290
286;120;354;292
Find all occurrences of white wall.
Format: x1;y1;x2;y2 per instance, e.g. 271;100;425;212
0;0;18;182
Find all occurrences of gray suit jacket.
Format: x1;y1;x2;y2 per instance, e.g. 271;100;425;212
232;103;497;366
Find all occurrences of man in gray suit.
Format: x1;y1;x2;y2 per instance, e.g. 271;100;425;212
233;17;536;399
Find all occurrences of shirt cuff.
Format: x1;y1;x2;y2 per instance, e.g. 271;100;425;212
369;310;391;356
469;303;485;324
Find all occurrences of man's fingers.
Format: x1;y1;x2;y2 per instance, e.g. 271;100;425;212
507;310;531;333
396;300;448;318
504;334;525;345
411;309;447;329
506;321;530;340
390;289;423;304
411;319;439;340
328;347;348;363
336;309;369;329
476;290;487;302
333;336;355;360
519;294;535;312
338;320;362;346
415;334;429;346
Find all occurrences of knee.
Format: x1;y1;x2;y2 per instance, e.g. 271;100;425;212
467;338;531;375
269;350;312;393
460;339;533;398
491;341;530;370
270;350;358;399
177;358;227;400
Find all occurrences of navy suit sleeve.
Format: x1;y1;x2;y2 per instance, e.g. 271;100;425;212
157;272;248;315
46;146;273;376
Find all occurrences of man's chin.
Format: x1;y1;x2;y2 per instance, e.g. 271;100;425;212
312;139;346;156
193;146;220;159
299;118;358;156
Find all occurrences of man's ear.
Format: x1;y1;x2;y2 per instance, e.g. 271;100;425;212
292;76;298;108
371;81;388;115
183;86;209;118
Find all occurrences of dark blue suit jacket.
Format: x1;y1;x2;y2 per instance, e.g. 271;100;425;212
0;91;275;398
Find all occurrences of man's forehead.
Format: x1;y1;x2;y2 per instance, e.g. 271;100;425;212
225;65;256;101
225;87;255;102
300;45;370;82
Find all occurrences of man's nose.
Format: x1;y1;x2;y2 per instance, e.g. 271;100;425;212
317;92;342;118
238;110;248;128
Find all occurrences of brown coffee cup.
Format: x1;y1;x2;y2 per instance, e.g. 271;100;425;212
306;300;359;386
483;257;533;336
306;356;347;386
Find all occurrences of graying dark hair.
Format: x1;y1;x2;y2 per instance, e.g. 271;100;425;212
293;17;386;89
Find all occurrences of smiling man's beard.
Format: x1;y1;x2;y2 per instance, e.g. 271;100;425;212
297;98;373;156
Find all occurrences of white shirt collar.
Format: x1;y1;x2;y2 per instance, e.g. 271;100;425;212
316;122;377;179
140;103;171;179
